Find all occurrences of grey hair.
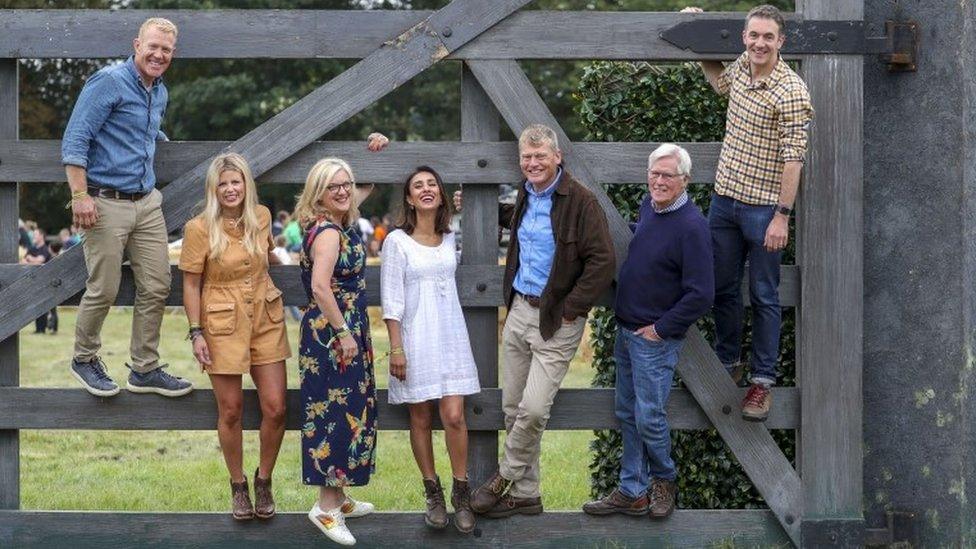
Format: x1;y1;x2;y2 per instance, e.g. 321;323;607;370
518;124;559;152
648;143;692;179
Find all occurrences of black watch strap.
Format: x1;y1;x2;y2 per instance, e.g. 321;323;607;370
776;205;793;216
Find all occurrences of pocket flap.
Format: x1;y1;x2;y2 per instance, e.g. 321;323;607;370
266;286;283;302
206;302;235;313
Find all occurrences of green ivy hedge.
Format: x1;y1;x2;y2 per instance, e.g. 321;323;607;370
576;61;796;508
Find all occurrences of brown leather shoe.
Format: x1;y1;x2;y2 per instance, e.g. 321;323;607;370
451;477;476;534
230;476;254;520
254;468;275;519
483;494;543;518
742;383;772;422
470;471;513;514
423;476;448;529
648;478;676;519
582;488;649;516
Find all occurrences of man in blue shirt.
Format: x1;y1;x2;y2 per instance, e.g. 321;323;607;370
466;124;615;517
63;17;191;398
582;144;713;519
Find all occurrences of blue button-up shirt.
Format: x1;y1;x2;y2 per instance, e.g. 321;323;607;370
62;57;168;193
513;167;563;297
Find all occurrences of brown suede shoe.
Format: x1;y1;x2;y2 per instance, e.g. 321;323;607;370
582;488;649;516
470;471;513;514
742;383;772;422
254;468;275;519
648;478;676;519
451;477;476;534
483;494;543;519
423;476;448;529
231;476;254;520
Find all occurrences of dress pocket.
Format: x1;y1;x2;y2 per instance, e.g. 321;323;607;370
206;302;237;335
266;286;284;323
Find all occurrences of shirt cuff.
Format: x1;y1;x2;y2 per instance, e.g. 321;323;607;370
62;155;89;169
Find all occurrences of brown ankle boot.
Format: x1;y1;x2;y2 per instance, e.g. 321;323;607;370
254;467;275;519
230;476;254;520
423;476;448;529
451;477;476;534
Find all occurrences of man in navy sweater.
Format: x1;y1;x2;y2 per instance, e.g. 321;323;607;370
583;144;714;519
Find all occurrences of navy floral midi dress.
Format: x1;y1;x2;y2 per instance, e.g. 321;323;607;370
299;220;377;487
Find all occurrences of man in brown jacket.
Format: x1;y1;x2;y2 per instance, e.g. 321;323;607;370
458;124;614;517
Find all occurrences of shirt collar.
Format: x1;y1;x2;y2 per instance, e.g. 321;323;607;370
653;191;688;214
125;56;162;90
738;51;787;90
523;166;563;198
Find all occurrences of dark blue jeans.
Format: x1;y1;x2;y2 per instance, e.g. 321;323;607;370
708;193;781;386
614;329;683;496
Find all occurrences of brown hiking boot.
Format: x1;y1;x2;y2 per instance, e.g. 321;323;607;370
582;488;649;516
742;383;772;422
230;476;254;520
423;476;449;529
470;471;513;514
254;468;275;519
648;478;676;519
451;477;476;534
483;494;543;518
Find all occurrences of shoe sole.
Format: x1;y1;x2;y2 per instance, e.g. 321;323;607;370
453;519;475;534
233;512;254;521
255;510;275;520
125;382;193;398
582;507;649;516
483;505;543;519
307;510;355;546
649;509;675;520
71;369;120;398
742;413;769;422
424;516;448;529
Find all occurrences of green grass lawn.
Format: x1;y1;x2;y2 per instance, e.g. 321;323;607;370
19;308;597;512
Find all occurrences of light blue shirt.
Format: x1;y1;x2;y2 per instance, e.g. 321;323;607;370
513;167;563;297
62;57;169;193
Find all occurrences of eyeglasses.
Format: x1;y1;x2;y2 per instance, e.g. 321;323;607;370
647;170;684;182
325;182;353;195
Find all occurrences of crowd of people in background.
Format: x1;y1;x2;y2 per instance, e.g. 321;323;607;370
18;219;83;334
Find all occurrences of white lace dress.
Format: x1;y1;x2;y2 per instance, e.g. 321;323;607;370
380;229;481;404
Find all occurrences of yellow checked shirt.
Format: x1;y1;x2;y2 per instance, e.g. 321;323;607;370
715;52;814;205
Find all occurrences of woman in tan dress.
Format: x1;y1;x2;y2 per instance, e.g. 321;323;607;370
180;153;291;520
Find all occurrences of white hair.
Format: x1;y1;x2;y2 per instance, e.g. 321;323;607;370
648;143;692;178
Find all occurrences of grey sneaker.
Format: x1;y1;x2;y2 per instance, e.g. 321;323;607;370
126;364;193;397
70;357;120;397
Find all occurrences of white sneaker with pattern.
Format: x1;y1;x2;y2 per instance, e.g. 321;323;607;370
340;496;375;518
308;502;356;546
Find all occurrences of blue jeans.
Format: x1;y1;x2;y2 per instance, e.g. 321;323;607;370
614;328;683;497
708;193;781;386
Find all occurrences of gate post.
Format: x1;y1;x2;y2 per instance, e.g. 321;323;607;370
797;0;865;545
0;59;20;510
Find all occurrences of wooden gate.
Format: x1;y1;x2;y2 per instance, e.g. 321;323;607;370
0;1;863;546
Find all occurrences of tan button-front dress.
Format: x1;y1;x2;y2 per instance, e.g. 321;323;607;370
179;206;291;374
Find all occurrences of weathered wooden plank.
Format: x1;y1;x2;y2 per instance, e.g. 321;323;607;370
0;58;19;511
0;10;800;61
0;387;800;431
466;59;632;274
460;66;501;487
0;264;801;308
0;0;533;343
678;330;802;545
0;140;723;185
0;510;791;548
797;0;864;537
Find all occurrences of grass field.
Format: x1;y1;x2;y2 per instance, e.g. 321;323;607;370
19;307;599;513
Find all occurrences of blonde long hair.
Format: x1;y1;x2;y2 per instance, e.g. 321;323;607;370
199;153;261;262
294;158;359;229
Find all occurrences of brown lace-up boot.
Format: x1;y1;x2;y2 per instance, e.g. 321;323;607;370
451;477;476;533
230;476;254;520
254;468;275;519
423;476;448;529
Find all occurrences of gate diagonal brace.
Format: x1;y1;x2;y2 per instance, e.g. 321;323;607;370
661;18;918;72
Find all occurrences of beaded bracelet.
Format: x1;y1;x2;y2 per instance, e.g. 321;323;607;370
390;347;405;356
187;327;204;342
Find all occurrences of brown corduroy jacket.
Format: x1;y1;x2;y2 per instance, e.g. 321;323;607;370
500;169;615;340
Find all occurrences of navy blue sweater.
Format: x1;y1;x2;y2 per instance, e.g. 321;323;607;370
614;197;714;339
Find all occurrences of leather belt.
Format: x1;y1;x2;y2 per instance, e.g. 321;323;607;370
88;186;149;201
517;291;541;308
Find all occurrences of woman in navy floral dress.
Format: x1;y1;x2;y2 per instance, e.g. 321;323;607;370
293;134;388;546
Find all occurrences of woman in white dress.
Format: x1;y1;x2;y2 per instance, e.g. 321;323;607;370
381;166;481;533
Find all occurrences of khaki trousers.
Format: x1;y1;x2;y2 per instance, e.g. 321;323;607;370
499;294;586;498
74;189;171;373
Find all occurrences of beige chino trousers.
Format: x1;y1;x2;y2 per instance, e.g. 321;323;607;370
499;294;586;499
74;189;171;373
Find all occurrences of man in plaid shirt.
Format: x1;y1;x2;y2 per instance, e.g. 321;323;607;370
684;4;814;421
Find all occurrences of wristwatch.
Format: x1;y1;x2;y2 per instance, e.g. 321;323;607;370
775;204;793;217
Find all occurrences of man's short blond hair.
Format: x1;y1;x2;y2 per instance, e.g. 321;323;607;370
139;17;178;41
518;124;559;152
